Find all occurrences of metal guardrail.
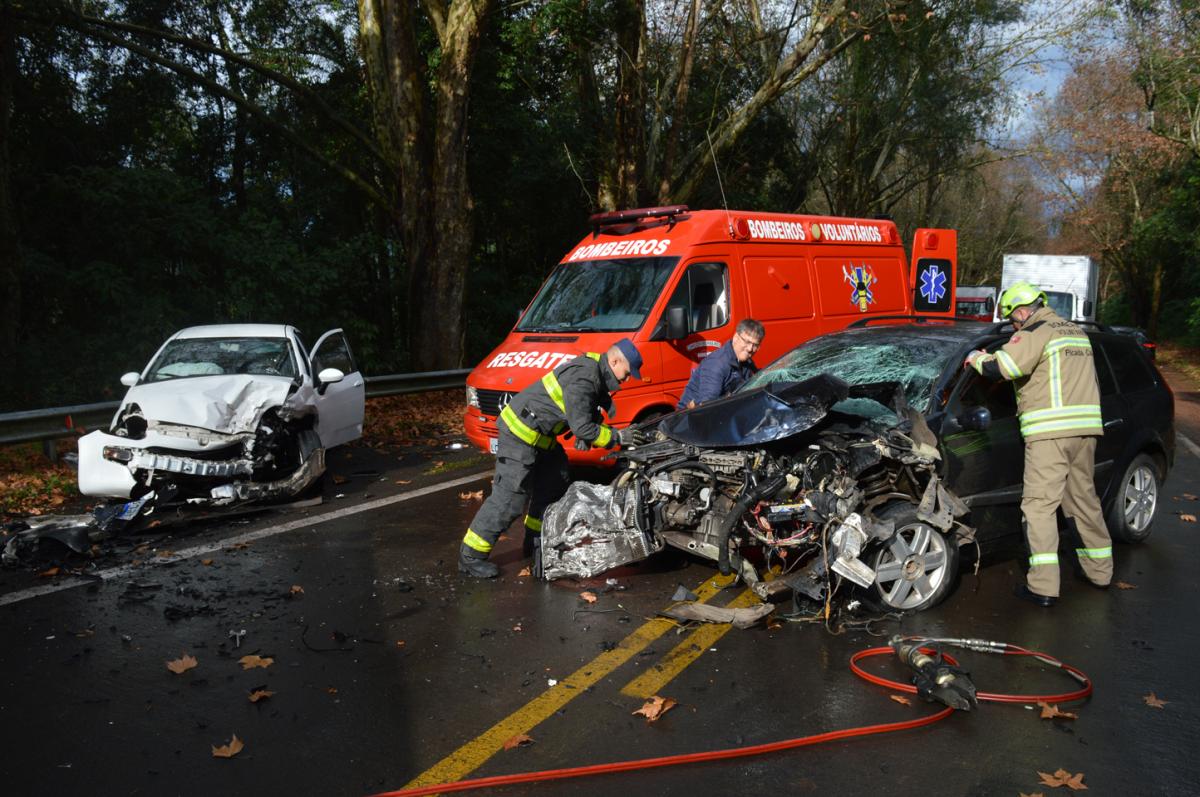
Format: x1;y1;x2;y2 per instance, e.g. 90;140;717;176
0;369;472;449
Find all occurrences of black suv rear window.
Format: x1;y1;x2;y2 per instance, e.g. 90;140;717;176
1098;338;1156;393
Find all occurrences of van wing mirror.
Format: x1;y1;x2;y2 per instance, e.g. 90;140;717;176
651;306;689;341
1083;299;1093;317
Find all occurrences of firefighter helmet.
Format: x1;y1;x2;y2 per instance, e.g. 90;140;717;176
999;282;1047;319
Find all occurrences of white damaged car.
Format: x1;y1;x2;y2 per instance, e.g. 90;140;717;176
78;324;365;504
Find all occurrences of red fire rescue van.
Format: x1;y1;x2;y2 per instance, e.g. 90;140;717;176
464;205;957;461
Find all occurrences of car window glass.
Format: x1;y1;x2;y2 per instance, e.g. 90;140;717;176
664;262;730;334
146;338;298;382
1100;339;1154;393
1093;340;1118;396
956;372;1018;419
313;333;357;375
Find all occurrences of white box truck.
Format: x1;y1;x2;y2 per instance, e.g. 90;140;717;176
997;254;1099;321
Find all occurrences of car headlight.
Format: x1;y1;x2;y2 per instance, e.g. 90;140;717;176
466;385;480;409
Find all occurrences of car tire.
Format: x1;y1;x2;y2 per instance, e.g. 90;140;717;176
870;501;960;612
1106;453;1160;543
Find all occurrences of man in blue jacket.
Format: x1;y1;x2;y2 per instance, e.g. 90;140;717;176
677;318;764;409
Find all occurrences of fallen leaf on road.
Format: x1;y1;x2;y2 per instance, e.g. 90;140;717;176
395;640;406;648
1037;768;1087;790
580;591;598;603
431;460;445;468
157;549;175;557
326;686;338;695
1038;701;1078;720
1183;493;1197;501
517;567;532;577
1180;513;1196;522
890;695;912;706
166;654;198;674
333;475;348;484
74;628;95;638
458;490;484;501
239;654;274;670
633;695;678;722
512;625;523;632
290;585;304;596
503;733;535;750
248;690;274;703
211;735;244;758
1115;581;1137;590
395;480;412;485
1020;793;1045;797
201;559;214;566
227;542;251;551
37;567;60;577
1143;692;1168;708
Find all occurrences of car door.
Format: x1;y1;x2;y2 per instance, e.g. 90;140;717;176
310;329;365;448
941;364;1027;544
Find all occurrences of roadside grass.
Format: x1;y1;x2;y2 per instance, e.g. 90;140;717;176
0;442;79;518
1156;342;1200;387
2;390;470;521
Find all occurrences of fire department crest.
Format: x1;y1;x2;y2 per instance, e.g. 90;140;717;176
843;264;877;312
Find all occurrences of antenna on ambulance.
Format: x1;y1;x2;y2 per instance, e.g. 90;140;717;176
706;129;733;237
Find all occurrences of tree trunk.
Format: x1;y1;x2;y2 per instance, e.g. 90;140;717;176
599;0;644;210
0;5;19;358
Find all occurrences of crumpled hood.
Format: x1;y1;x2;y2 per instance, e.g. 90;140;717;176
657;374;851;448
118;375;298;434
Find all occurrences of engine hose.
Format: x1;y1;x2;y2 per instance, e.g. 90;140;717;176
716;473;788;576
368;641;1090;797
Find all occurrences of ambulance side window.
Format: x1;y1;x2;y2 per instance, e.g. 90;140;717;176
665;262;729;334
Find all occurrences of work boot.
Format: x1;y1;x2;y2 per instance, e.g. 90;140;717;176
522;530;541;558
458;545;499;578
1013;582;1056;607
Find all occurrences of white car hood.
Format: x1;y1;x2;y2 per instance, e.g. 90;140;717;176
119;374;302;434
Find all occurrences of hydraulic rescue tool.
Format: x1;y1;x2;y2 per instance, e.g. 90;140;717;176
890;635;978;711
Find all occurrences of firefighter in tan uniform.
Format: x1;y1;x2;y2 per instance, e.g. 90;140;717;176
965;282;1113;606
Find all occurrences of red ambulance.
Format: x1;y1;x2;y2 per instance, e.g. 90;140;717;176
464;205;957;462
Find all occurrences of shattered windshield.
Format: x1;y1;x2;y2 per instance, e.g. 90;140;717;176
517;257;679;332
146;337;298;382
742;329;965;412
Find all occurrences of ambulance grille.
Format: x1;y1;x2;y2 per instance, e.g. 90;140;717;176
477;389;515;418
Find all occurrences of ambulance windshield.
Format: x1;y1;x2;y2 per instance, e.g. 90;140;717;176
517;257;679;332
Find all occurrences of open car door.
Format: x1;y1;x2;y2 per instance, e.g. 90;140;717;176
310;328;366;449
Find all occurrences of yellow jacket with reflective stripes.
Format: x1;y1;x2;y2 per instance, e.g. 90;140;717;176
501;352;620;449
971;306;1102;441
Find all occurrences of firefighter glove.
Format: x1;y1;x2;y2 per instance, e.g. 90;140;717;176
964;349;986;370
618;427;648;447
574;437;591;451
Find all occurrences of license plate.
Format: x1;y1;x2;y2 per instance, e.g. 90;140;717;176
489;437;499;455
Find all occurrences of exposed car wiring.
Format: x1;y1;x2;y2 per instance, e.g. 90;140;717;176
367;638;1092;797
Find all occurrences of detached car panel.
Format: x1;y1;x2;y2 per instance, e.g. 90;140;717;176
77;324;364;502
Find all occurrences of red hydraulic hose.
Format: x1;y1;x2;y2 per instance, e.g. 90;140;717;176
370;642;1090;797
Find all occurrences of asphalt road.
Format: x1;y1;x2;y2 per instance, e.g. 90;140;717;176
2;379;1200;797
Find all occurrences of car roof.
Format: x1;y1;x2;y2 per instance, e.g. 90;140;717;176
173;324;294;339
834;320;995;345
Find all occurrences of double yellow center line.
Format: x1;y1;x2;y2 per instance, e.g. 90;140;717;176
404;572;763;790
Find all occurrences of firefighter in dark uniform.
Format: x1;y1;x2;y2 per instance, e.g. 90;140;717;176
965;281;1113;606
459;339;646;578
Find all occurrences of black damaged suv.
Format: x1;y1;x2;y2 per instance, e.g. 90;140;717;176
752;317;1174;552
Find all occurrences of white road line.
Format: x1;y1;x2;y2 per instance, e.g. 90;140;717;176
0;470;493;608
1180;433;1200;460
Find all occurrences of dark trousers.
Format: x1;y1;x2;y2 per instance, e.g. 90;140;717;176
462;424;570;557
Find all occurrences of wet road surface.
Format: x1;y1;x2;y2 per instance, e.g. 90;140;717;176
3;391;1200;796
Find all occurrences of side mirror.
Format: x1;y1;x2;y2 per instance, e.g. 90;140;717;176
651;305;689;341
1083;299;1093;317
316;367;345;395
120;372;140;387
958;406;992;432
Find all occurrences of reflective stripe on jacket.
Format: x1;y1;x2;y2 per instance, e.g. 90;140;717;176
971;306;1102;441
501;352;619;449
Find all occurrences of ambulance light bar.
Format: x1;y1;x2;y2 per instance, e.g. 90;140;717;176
588;205;689;232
